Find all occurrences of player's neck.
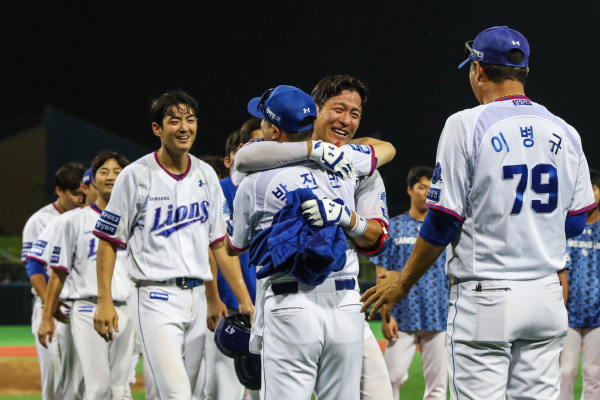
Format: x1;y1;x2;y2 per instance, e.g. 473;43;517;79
409;207;427;222
53;199;66;214
157;147;190;174
95;195;109;211
481;81;526;104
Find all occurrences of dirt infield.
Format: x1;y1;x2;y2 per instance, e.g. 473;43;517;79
0;359;145;396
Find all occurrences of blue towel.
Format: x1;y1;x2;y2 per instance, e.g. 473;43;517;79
250;188;348;285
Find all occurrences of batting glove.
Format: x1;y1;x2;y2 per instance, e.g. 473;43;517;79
301;197;353;228
309;140;354;179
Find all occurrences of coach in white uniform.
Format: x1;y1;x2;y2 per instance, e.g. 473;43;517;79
362;26;596;399
92;90;254;399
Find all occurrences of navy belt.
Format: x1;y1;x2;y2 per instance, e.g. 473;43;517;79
150;277;203;289
272;278;356;295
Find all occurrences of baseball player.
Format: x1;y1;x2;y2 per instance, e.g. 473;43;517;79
28;167;96;400
227;84;387;400
92;90;254;399
38;151;134;399
197;125;262;400
22;162;86;400
559;169;600;400
372;166;448;400
362;26;596;399
231;75;394;400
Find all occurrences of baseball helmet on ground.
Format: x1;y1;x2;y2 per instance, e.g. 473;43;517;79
234;353;262;391
214;313;251;358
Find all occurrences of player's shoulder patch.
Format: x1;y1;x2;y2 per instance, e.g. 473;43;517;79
347;144;372;154
100;210;121;225
432;162;443;184
426;187;442;203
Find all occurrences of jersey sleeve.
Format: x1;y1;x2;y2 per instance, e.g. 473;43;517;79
355;170;390;226
205;166;228;245
27;216;65;266
21;215;45;263
49;215;76;274
93;167;138;248
425;114;468;221
567;152;596;216
342;144;377;177
227;178;256;252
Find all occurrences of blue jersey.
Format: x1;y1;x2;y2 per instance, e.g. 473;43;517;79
371;212;448;331
220;177;256;308
565;219;600;328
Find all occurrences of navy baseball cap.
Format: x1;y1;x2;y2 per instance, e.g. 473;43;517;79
82;168;94;185
247;85;317;133
458;26;529;69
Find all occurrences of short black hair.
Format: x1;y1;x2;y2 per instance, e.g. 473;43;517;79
91;150;130;177
239;117;262;145
225;130;241;157
478;49;528;85
311;75;368;110
200;155;229;180
55;162;86;191
590;169;600;189
407;165;434;188
150;90;199;128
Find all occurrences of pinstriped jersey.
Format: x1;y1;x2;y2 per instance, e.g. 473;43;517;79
427;96;595;280
22;203;62;263
93;152;227;282
52;204;132;302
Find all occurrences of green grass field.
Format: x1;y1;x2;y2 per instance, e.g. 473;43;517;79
0;323;582;399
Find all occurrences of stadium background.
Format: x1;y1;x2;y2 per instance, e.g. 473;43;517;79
0;2;595;398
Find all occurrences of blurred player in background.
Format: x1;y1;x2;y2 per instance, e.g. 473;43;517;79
92;90;253;399
361;26;595;399
22;162;86;400
39;151;134;399
372;166;448;400
559;169;600;400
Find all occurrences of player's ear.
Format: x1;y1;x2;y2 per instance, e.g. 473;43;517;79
407;185;413;197
152;122;162;138
55;186;63;197
272;126;282;141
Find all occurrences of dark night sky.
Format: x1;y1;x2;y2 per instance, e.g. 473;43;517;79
3;2;600;216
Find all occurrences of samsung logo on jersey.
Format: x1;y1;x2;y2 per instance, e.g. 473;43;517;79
427;187;441;202
100;210;121;225
30;247;44;256
52;246;60;255
149;196;170;201
394;236;417;245
35;240;48;248
95;220;117;235
150;292;169;301
150;201;210;238
512;99;532;106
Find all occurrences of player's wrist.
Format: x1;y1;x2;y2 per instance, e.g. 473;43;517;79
345;213;367;237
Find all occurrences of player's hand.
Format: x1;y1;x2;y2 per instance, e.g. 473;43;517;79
238;301;254;326
308;140;354;179
381;311;399;343
207;297;228;332
37;317;55;348
360;270;408;322
53;300;71;324
94;300;119;342
301;197;352;228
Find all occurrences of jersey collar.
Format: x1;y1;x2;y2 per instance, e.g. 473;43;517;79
492;94;530;102
90;203;102;215
153;151;191;181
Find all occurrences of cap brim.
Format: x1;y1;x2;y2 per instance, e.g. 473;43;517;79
458;56;471;69
247;97;265;119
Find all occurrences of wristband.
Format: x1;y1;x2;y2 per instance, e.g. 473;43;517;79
347;214;368;238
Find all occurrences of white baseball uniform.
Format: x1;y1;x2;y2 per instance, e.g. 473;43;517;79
93;152;227;399
51;204;134;399
22;203;63;400
231;141;393;400
28;209;85;400
426;96;595;399
229;161;364;400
